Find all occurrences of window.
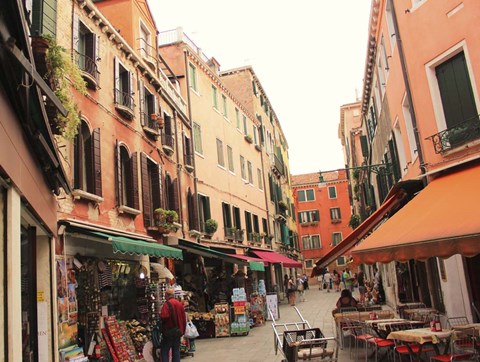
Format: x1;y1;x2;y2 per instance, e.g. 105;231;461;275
253;214;260;233
74;121;102;196
245;211;253;240
198;194;211;232
233;206;241;230
328;186;337;199
73;17;99;87
253;126;258;145
187;188;198;230
235;108;241;129
227;146;234;172
222;202;232;229
188;63;198;92
435;52;478;144
116;143;139;210
330;208;341;221
212;85;218;109
301;235;321;250
257;168;263;190
337;256;346;266
298;210;319;224
243;115;248;135
140;153;162;227
222;94;228;118
305;260;314;268
240;156;246;180
247;161;253;184
402;95;417;161
183;135;194;169
193;122;203;154
297;189;315;202
216;138;225;167
332;232;343;246
138;81;157;130
114;58;134;115
252;80;258;96
161;113;175;152
367;104;377;141
139;22;151;60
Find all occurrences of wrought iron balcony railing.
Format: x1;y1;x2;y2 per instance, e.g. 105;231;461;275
427;115;480;153
161;133;175;150
75;51;99;86
114;89;135;110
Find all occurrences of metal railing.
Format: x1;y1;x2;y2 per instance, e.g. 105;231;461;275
184;154;194;168
235;229;244;242
114;89;135;110
427;115;480;153
161;133;175;150
141;112;159;131
158;28;210;64
137;38;157;67
74;51;99;83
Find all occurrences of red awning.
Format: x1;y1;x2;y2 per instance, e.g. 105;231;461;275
230;254;268;265
314;190;407;269
252;250;302;268
351;164;480;264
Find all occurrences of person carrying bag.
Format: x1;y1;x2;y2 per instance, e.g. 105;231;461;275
160;288;187;362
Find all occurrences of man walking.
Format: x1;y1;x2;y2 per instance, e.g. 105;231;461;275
160;288;187;362
323;270;332;292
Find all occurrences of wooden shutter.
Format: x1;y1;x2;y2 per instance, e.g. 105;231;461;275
129;71;135;108
85;133;93;193
73;13;79;52
92;128;102;196
138;80;145;126
140;153;151;227
360;135;369;157
130;152;139;210
115;141;122;206
152;163;161;211
95;35;100;62
85;32;95;61
114;57;119;103
73;133;81;189
172;178;180;217
205;196;211;221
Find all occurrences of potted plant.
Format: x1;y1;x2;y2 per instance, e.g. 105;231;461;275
43;35;87;139
244;134;253;143
204;219;218;235
278;200;288;210
154;208;179;233
349;214;361;230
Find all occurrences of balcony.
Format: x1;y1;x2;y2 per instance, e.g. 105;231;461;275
75;51;99;89
114;89;135;119
271;153;284;177
141;112;160;136
161;133;175;155
427;115;480;154
184;154;194;173
235;229;244;243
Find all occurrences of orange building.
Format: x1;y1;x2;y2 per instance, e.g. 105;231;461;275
292;170;353;279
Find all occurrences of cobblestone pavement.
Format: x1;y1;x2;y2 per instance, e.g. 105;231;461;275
186;286;355;362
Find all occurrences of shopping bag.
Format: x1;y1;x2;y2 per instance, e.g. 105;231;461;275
184;321;199;339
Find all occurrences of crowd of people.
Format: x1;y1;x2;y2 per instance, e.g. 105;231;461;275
283;273;310;306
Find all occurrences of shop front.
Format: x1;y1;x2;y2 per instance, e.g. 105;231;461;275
55;222;183;361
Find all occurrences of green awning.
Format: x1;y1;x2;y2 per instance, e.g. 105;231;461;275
249;261;265;272
91;232;183;260
177;239;248;266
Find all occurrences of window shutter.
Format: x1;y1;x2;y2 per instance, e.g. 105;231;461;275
129;71;134;100
73;133;81;189
85;32;95;60
152;164;161;210
92;128;102;196
130;152;139;210
172;178;180;217
85;133;94;193
115;141;122;206
73;14;79;52
205;196;211;220
96;35;100;62
114;57;119;103
138;80;145;126
360;135;369;157
140;153;151;227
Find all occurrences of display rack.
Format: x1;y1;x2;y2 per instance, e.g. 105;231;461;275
214;303;230;337
230;288;250;336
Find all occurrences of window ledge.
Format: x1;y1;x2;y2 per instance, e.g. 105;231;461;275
142;125;160;137
118;205;141;216
72;189;104;203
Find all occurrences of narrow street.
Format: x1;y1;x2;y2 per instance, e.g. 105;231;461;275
188;287;350;361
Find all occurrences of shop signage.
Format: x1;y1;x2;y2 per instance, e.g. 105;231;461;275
234;305;246;315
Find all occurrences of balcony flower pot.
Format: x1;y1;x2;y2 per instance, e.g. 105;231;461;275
204;219;218;235
154;208;179;234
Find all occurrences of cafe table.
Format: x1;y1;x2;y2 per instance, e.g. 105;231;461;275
387;327;452;361
403;308;437;321
364;318;425;338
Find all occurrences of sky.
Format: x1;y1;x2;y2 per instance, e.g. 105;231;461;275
150;1;371;175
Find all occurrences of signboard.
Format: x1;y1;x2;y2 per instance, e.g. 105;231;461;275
234;305;246;315
266;293;279;320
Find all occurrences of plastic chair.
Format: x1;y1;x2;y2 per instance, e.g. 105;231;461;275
430;327;478;361
390;322;433;362
447;316;469;328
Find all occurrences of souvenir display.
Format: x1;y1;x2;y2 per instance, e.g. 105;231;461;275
214;303;230;337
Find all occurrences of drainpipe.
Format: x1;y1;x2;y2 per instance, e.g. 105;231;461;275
389;0;426;177
259;120;272;245
183;48;201;237
173;109;185;239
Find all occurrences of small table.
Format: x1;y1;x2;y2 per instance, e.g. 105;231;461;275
387;327;452;361
403;308;437;321
365;318;425;338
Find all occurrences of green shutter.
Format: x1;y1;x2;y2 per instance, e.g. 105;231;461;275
31;0;57;37
360;135;369;157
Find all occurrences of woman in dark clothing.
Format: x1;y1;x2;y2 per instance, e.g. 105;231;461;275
332;289;358;315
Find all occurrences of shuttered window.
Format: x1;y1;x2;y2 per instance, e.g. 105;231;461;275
140;153;162;227
115;142;139;210
31;0;57;37
216;139;225;167
187;188;198;231
193;122;203;154
74;121;102;196
233;207;241;229
222;202;232;229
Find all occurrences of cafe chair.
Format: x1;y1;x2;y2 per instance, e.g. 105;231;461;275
430;327;478;362
390;322;433;362
339;312;360;349
447;316;469;328
341;307;359;313
344;319;373;361
363;323;395;362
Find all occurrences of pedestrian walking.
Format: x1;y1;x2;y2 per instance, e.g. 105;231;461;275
302;273;309;290
160;288;187;362
296;275;305;302
357;268;366;304
317;273;324;290
323;270;332;292
287;275;296;306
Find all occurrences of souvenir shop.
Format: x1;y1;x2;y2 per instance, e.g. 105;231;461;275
172;240;275;339
55;223;184;362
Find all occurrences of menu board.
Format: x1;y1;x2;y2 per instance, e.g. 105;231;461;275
266;293;279;320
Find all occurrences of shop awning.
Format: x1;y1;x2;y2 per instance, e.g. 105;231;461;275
91;232;183;260
351;164;480;264
177;240;249;266
314;190;407;270
251;250;302;268
230;254;266;272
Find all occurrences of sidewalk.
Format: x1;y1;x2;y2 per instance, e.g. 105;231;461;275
187;287;352;361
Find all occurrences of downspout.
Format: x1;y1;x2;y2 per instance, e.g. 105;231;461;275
389;0;426;177
183;48;200;237
173;109;185;239
259;120;272;245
